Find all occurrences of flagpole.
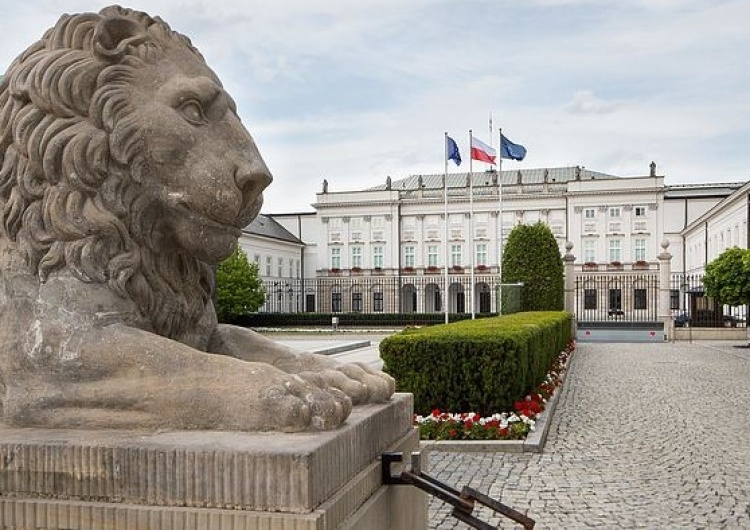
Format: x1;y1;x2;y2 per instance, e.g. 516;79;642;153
469;129;475;319
443;133;450;325
498;127;504;315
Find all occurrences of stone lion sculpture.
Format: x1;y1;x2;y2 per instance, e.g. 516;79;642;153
0;6;394;431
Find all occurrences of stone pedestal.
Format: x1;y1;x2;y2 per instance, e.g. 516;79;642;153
0;393;425;529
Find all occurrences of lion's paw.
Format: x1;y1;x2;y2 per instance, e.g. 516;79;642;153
298;363;395;406
262;373;352;431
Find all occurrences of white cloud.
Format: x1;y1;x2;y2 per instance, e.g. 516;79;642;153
566;91;622;115
1;0;749;212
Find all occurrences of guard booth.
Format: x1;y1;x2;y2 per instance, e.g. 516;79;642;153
680;287;737;328
688;288;722;327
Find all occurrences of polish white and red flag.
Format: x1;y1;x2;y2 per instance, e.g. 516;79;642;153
470;135;496;165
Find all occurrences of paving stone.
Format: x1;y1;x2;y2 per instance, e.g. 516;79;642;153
426;341;750;528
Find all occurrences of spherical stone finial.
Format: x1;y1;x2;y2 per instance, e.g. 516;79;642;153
565;241;574;252
661;239;670;250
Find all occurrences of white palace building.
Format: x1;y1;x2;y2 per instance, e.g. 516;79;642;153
240;162;748;322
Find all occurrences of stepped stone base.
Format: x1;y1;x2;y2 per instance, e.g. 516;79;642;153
0;393;425;529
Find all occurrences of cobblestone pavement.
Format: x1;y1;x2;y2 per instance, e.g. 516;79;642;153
427;341;750;529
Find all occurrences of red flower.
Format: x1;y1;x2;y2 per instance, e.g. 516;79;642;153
449;429;457;438
514;398;543;418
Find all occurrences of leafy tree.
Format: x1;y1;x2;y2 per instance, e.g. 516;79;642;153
502;222;564;311
703;247;750;307
215;245;266;323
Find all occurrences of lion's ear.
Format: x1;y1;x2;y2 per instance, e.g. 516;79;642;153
93;16;147;60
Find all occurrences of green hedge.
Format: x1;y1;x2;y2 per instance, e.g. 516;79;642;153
380;311;572;416
228;312;497;328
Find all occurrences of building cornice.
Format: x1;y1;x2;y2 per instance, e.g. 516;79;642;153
680;180;750;235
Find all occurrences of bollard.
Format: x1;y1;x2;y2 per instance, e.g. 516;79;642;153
331;316;339;331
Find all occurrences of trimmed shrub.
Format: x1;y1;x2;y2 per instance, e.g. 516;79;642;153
380;312;572;416
229;312;494;328
502;222;564;311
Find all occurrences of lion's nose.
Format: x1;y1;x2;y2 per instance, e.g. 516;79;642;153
235;159;273;201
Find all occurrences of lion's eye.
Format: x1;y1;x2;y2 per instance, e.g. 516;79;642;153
178;100;208;125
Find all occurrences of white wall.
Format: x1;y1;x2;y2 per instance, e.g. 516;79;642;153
265;173;744;278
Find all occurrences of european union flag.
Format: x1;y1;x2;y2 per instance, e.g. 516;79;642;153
446;135;462;166
501;135;527;161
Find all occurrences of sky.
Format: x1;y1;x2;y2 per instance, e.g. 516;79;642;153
2;1;749;213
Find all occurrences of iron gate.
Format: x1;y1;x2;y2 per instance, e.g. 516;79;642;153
575;272;663;342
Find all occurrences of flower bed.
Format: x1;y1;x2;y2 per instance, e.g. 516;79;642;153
414;340;574;441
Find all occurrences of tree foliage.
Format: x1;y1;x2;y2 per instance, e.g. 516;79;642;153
215;245;266;323
502;222;564;311
703;247;750;307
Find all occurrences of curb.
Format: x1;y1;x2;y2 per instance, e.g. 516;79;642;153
419;352;574;453
311;340;371;356
276;339;372;356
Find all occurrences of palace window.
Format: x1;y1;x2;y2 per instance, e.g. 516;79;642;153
372;245;384;269
352;292;363;313
583;240;596;263
404;245;415;268
351;246;363;268
476;243;488;266
634;288;647;310
450;244;462;267
331;292;342;312
634;238;647;262
609;288;622;310
608;239;622;262
330;247;341;269
373;291;384;312
584;289;597;310
427;245;439;267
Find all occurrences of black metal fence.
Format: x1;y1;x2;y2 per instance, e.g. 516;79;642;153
259;275;522;316
670;274;747;328
575;273;660;323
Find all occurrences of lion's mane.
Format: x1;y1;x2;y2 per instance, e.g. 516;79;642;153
0;6;215;339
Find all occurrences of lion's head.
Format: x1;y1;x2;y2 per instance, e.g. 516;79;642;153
0;5;272;339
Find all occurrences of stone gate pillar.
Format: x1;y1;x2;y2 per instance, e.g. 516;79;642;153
658;239;673;340
563;242;576;339
563;242;576;316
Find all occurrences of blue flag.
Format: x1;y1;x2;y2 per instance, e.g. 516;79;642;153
446;135;462;166
500;135;527;161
